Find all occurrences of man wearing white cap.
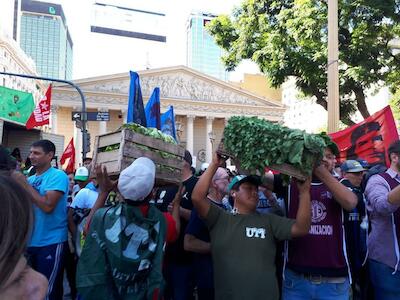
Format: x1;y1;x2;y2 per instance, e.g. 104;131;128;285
77;157;182;300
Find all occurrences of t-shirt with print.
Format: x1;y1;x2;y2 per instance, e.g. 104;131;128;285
28;167;69;247
205;204;295;300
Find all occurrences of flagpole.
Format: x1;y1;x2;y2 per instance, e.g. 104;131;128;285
327;0;340;133
0;71;89;160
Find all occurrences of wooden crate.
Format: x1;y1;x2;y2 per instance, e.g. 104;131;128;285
217;139;309;181
92;129;185;185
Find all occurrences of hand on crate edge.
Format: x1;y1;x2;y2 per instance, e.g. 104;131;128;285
95;164;118;194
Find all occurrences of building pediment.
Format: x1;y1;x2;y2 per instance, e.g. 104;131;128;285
63;66;283;108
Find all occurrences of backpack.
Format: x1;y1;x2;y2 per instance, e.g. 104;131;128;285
361;164;387;192
71;207;90;257
76;203;167;300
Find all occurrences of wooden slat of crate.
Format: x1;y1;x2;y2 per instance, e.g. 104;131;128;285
124;129;184;156
93;129;184;185
98;132;123;148
120;157;181;185
122;143;183;170
99;160;121;176
269;164;308;181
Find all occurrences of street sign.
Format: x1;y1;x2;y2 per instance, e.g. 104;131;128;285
71;111;110;122
91;111;110;121
72;112;82;121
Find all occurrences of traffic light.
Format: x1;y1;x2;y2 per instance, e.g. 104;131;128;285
83;131;91;154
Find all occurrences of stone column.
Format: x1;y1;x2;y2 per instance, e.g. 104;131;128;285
186;115;195;156
206;116;214;163
121;109;128;123
98;108;108;135
50;105;58;134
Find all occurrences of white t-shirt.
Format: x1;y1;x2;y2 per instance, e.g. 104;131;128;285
71;188;98;209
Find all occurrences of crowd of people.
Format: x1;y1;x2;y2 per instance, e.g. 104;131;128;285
1;138;400;300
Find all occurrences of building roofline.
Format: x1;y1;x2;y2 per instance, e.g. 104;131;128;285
54;65;284;107
21;0;67;27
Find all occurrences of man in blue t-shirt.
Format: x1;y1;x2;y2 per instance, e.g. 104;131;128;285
12;139;69;300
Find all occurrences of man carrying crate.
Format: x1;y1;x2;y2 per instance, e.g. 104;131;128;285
76;157;183;300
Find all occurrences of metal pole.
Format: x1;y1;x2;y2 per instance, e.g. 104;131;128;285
327;0;340;133
0;71;88;159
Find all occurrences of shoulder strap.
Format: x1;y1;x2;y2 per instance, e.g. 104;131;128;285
379;173;400;191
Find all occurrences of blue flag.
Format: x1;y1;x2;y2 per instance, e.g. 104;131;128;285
144;87;161;129
161;106;177;140
127;71;147;126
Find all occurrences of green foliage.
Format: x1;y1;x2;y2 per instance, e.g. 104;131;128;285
223;116;330;175
389;90;400;121
120;123;177;144
208;0;400;122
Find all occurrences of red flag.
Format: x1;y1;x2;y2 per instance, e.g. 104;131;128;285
330;106;399;167
26;85;52;129
60;138;75;173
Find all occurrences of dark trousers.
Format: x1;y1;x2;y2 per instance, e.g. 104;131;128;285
164;262;195;300
352;263;374;300
27;242;67;300
193;257;214;300
65;245;78;300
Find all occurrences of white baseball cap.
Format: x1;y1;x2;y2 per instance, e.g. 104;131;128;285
118;157;156;201
74;167;89;181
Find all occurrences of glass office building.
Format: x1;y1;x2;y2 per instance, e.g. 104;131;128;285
186;12;228;81
19;0;73;80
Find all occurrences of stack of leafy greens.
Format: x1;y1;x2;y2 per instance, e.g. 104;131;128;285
102;123;177;152
120;123;177;144
223;116;333;176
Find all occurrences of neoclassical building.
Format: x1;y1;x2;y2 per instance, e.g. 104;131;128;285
51;66;285;167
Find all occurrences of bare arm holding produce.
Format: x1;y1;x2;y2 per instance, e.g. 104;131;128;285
314;164;357;211
192;153;226;218
84;165;117;235
291;178;312;237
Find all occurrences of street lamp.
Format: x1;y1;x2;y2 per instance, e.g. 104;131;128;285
208;131;216;146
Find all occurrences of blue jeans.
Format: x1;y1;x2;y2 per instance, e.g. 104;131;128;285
282;269;350;300
369;259;400;300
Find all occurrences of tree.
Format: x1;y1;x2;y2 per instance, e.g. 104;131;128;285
208;0;400;125
389;91;400;122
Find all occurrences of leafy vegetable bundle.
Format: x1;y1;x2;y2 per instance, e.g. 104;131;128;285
101;123;177;153
120;123;177;144
223;116;333;176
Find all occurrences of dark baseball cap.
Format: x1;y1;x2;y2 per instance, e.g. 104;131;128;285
184;150;192;166
227;175;261;192
341;160;367;173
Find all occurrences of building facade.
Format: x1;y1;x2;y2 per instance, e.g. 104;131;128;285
0;0;44;99
186;12;228;81
20;0;73;80
51;66;285;168
231;73;282;103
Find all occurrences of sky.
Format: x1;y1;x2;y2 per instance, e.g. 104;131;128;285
56;0;259;80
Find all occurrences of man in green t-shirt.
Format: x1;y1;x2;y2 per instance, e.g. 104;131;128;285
192;153;311;300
